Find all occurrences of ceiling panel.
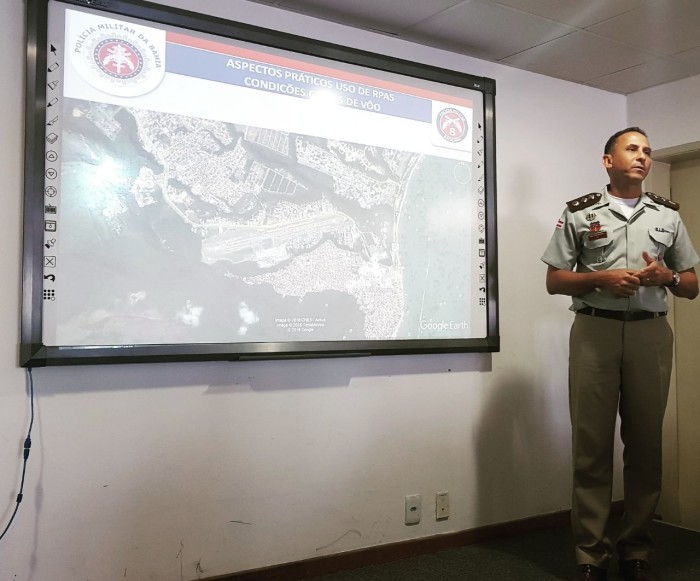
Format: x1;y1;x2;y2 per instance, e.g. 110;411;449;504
274;0;465;33
589;56;698;94
502;32;657;83
672;46;700;70
491;0;653;28
588;0;700;56
651;0;700;23
243;0;700;94
403;0;575;61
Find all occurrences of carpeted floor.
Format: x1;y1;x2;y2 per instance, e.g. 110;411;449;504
306;520;700;580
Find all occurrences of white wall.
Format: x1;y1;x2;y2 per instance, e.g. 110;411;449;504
0;0;627;579
628;73;700;151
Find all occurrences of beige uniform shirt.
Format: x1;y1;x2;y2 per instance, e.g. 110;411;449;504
541;187;700;313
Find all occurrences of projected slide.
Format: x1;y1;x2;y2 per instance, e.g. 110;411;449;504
34;1;492;354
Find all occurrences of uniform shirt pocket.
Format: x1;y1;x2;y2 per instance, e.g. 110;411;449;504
581;234;612;268
649;228;674;257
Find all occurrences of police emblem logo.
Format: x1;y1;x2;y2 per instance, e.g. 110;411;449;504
67;9;166;98
436;108;468;143
94;39;144;79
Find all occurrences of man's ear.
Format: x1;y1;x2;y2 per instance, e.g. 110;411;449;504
602;154;612;169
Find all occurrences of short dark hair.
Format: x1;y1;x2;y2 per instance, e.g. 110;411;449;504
604;127;648;155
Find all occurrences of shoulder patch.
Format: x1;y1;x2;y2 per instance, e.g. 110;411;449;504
646;192;680;211
566;192;602;212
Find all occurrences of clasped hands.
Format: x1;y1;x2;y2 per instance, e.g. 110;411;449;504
603;251;673;297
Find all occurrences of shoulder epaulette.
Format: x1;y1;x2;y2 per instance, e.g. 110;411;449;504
646;192;680;211
566;192;602;212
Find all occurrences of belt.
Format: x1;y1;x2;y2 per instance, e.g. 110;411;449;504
577;306;667;321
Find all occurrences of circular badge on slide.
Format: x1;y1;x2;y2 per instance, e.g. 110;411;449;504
93;39;144;80
436;108;468;143
68;10;165;97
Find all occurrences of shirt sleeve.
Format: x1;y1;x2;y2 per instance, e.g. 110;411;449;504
666;216;700;272
541;209;581;271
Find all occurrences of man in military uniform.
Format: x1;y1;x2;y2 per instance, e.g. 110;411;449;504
541;127;699;581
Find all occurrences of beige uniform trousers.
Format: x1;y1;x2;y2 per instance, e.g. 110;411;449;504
569;313;673;567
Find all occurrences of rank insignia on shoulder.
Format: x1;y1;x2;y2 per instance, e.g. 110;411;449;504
567;192;602;212
646;192;680;211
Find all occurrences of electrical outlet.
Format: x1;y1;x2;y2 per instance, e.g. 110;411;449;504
405;494;421;525
436;491;449;520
